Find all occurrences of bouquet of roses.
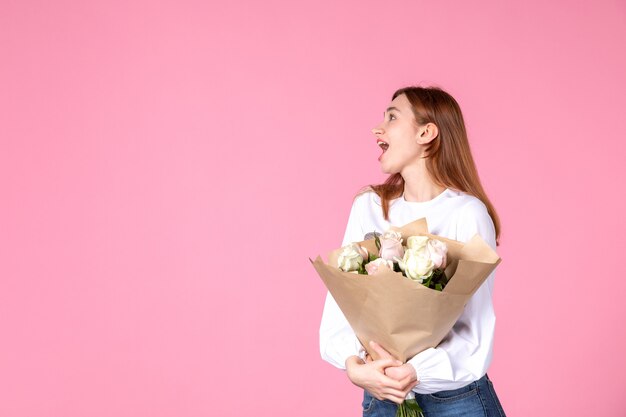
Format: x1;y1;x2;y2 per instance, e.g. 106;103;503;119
338;230;450;292
338;230;450;416
310;218;502;417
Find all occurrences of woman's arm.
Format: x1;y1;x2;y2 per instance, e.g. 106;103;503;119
319;194;366;369
321;294;417;404
319;194;417;403
347;342;418;404
319;290;365;369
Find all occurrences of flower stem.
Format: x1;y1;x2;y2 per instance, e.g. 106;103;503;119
395;399;424;417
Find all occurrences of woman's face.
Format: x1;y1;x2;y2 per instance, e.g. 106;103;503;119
371;93;423;174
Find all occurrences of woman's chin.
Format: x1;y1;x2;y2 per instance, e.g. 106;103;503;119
378;155;401;174
379;164;395;175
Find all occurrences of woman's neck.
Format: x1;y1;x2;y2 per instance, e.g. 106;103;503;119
401;161;445;202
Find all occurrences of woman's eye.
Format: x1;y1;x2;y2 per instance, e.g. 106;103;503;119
388;114;396;121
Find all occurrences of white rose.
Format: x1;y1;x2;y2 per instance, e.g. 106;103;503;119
338;243;367;272
407;235;429;251
397;247;434;283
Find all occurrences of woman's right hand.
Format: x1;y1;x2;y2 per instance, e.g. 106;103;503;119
345;352;415;404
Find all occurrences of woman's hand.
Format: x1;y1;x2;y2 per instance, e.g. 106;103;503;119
365;341;419;398
345;341;418;404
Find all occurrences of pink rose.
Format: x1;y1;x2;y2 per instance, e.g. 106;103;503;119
365;258;394;275
379;230;405;261
357;244;370;261
427;238;448;269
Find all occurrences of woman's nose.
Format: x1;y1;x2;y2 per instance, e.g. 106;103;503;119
372;126;383;135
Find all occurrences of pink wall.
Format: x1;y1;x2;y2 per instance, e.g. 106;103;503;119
1;0;625;416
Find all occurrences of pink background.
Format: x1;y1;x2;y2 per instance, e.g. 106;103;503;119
1;1;625;416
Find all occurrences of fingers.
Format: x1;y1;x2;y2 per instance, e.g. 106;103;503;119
401;369;417;385
403;381;418;395
380;386;416;404
369;372;418;404
385;364;418;387
384;393;407;405
380;373;408;391
396;373;416;390
373;358;402;372
383;371;418;394
380;386;409;402
384;384;417;404
387;387;410;398
369;340;395;360
363;356;419;404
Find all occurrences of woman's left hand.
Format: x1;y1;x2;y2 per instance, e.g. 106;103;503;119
366;341;419;389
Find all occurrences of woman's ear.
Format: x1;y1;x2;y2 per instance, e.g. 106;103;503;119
416;122;439;144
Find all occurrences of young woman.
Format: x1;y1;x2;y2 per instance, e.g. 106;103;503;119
319;86;507;417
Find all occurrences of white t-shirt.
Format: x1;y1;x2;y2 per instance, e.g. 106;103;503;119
319;187;499;394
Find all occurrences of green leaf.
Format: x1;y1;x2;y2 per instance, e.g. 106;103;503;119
396;399;424;417
422;274;432;288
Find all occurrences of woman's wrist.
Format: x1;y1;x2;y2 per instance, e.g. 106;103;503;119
345;355;364;369
345;355;364;382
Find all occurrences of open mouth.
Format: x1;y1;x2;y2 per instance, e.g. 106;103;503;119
377;140;389;162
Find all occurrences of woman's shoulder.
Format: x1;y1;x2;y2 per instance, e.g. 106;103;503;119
351;186;380;208
430;188;486;216
455;191;489;214
453;192;495;244
447;190;492;227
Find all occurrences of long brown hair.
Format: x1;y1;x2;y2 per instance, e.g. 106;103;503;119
356;85;502;246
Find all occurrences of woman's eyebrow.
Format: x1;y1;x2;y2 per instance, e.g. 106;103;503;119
383;106;401;116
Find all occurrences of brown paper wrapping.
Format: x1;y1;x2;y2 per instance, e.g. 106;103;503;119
309;217;502;363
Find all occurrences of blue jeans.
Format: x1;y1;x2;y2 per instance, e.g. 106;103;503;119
361;373;506;417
